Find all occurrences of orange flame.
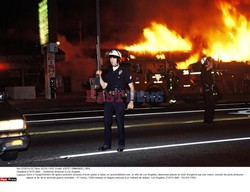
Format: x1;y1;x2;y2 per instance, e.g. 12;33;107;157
119;22;192;54
204;2;250;62
119;1;250;69
176;54;200;69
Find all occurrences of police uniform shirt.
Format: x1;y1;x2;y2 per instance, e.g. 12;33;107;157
201;67;215;90
103;66;132;91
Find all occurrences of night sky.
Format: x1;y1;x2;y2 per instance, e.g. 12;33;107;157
0;0;137;46
0;0;39;44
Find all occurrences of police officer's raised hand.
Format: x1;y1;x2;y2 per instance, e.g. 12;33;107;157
96;70;102;76
127;101;134;110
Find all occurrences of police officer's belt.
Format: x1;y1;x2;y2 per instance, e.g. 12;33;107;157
107;90;125;96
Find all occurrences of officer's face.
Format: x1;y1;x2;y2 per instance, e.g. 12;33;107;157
206;60;213;71
109;56;119;67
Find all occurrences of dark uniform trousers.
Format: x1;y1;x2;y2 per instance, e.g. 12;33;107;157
103;95;125;147
204;90;216;123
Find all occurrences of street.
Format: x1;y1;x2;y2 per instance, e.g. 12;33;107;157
1;102;250;166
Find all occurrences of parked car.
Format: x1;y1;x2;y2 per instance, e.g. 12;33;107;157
0;92;30;161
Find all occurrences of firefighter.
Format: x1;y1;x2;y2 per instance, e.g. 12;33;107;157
96;49;135;152
166;61;178;104
200;56;217;124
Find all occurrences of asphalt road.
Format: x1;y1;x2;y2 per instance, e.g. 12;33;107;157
1;103;250;166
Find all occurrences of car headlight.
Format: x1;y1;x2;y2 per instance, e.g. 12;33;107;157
0;119;26;131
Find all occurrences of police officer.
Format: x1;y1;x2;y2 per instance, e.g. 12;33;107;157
200;56;216;124
165;61;178;104
96;49;135;152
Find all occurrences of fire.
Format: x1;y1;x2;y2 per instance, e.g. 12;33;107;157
204;2;250;62
176;54;200;69
156;53;165;60
119;1;250;69
119;22;192;54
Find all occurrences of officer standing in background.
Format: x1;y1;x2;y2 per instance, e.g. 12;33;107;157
200;56;216;124
96;49;135;152
165;61;178;104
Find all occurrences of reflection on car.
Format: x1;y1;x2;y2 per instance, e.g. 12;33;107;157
0;92;30;161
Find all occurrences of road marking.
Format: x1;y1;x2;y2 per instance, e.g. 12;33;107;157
24;107;164;116
26;107;250;124
59;137;250;159
216;102;249;106
24;110;104;116
9;136;250;165
229;109;250;115
29;116;249;136
27;116;104;123
23;104;249;117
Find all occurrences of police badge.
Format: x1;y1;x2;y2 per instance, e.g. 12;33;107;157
119;70;123;75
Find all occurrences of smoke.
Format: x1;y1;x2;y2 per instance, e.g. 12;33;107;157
100;0;221;47
100;0;139;47
57;35;96;92
100;0;250;52
231;0;250;17
58;0;250;51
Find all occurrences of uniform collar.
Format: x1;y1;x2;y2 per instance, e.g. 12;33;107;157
112;65;120;71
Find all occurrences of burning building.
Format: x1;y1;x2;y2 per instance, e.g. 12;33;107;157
115;0;250;69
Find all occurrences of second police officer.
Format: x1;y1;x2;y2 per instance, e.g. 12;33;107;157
200;56;217;124
96;49;135;152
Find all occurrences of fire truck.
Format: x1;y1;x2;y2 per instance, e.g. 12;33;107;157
121;55;179;106
102;50;250;105
177;61;250;103
123;57;250;105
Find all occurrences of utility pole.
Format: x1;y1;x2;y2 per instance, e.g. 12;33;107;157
95;0;101;87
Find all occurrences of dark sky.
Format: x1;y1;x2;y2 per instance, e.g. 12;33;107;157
0;0;39;44
0;0;138;46
57;0;138;46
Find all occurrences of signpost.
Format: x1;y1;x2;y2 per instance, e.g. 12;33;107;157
38;0;58;99
42;43;58;99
